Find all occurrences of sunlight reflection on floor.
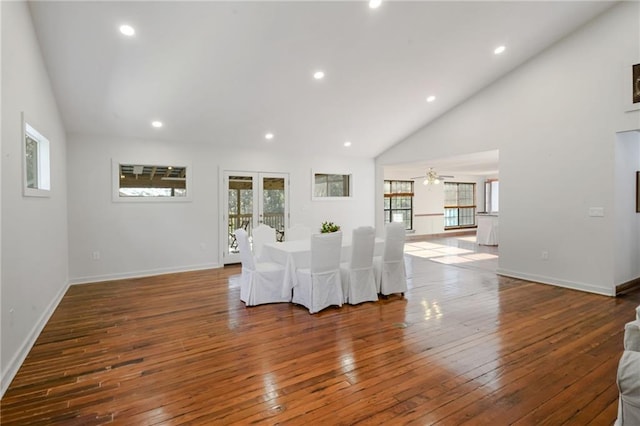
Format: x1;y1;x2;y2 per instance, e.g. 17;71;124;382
404;235;498;270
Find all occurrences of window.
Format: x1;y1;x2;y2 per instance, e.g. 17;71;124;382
484;179;499;212
384;180;413;230
112;161;192;202
313;173;351;199
23;117;51;197
444;182;476;229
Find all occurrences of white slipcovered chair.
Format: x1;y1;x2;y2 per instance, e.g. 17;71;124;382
374;222;407;296
616;310;640;425
235;229;290;306
285;224;311;241
251;223;276;259
292;231;343;314
340;226;378;305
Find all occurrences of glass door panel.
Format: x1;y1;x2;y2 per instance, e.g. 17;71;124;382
260;176;287;241
223;171;288;264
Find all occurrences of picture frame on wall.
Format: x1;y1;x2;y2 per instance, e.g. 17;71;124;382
633;63;640;104
624;62;640;112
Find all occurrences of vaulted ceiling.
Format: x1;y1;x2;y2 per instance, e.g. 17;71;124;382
28;1;613;162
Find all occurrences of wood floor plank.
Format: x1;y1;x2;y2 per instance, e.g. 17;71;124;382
1;236;637;425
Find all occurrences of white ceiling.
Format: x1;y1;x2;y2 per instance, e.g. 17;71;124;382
385;149;500;180
28;1;613;163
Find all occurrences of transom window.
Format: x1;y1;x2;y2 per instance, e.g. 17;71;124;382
444;182;476;229
313;173;351;198
384;180;413;230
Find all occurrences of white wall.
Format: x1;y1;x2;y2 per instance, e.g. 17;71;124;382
377;2;640;295
614;131;640;285
1;1;69;396
66;134;375;283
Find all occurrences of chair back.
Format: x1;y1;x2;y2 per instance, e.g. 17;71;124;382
286;224;311;241
350;226;375;269
383;222;406;262
234;229;255;270
252;224;275;258
310;231;342;273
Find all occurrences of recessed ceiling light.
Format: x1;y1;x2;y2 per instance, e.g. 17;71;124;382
426;95;436;103
369;0;382;9
265;133;274;140
344;141;352;147
119;24;135;37
151;121;163;128
494;45;506;55
313;71;325;80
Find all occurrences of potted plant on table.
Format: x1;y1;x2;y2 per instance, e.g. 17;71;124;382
320;221;340;233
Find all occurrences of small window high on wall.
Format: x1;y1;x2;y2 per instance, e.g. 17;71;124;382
22;114;51;197
313;173;351;199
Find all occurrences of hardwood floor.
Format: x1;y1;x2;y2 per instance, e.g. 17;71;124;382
2;235;638;425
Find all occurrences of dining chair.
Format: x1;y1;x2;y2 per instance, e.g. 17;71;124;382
235;229;290;306
285;224;311;241
374;222;407;296
340;226;378;305
252;223;276;259
228;219;249;250
292;231;343;314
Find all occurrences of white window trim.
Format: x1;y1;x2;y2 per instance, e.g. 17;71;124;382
111;159;193;203
311;170;353;201
22;113;51;197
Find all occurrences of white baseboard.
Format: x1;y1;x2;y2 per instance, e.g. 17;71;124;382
496;268;615;297
1;280;70;399
68;262;221;286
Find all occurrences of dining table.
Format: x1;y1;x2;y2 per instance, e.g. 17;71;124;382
259;236;385;298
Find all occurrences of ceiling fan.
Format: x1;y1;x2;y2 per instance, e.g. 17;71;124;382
411;168;454;185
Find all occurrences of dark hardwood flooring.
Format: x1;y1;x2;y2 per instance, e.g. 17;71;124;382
1;234;638;425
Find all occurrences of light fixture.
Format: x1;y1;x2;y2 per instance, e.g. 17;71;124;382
422;168;441;185
494;45;506;55
426;95;436;103
344;141;352;147
265;133;274;140
369;0;382;9
313;71;325;80
151;121;163;128
119;24;135;37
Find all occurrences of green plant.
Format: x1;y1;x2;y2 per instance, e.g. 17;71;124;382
320;221;340;233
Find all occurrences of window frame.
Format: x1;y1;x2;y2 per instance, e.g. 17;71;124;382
383;180;414;230
484;179;499;213
22;113;51;197
112;159;193;203
444;182;477;230
311;171;352;200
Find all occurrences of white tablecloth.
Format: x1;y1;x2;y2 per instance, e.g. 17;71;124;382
476;214;499;246
260;237;384;298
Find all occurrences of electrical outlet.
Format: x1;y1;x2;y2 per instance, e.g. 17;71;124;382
92;251;100;260
541;250;549;260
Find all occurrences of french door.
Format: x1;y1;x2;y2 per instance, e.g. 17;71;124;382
222;171;289;264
